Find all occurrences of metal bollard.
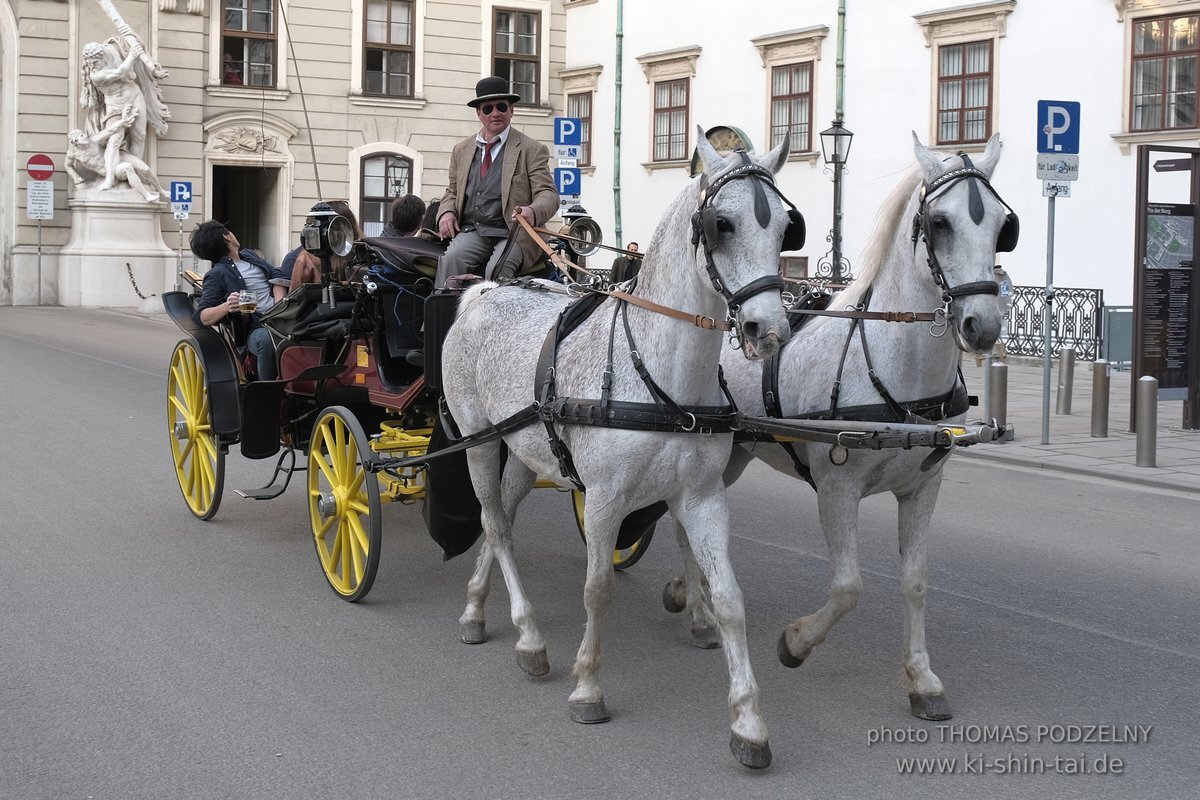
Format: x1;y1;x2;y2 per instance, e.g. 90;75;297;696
1136;375;1157;467
988;361;1008;431
1090;360;1110;438
1055;345;1075;415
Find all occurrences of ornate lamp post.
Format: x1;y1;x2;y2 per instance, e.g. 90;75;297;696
819;120;854;282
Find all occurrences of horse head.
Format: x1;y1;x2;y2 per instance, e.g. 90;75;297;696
911;132;1014;355
691;127;795;360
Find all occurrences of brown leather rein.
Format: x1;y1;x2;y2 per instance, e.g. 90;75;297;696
513;213;733;331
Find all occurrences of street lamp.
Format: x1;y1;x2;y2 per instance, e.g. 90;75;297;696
819;120;854;282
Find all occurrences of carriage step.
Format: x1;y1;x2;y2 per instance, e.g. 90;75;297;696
234;447;301;500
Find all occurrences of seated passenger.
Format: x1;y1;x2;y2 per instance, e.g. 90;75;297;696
190;220;285;380
433;76;559;287
381;193;426;238
291;199;364;285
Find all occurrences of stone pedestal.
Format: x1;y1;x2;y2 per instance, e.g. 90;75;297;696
58;186;176;308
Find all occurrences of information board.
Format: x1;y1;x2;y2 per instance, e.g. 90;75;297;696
1141;203;1194;396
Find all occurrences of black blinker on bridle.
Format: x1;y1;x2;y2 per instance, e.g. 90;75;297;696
689;151;806;317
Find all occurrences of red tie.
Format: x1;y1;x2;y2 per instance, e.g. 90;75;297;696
481;140;493;178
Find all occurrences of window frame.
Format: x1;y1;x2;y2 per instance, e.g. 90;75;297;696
348;142;425;237
752;25;827;159
359;151;415;237
1129;12;1200;132
636;45;701;169
651;78;690;163
935;39;994;146
362;0;417;99
492;6;542;106
220;0;279;89
566;91;593;167
913;0;1014;151
769;62;814;154
480;0;551;111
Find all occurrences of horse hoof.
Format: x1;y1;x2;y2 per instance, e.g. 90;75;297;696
730;733;772;769
516;649;550;677
460;621;487;644
690;625;721;649
569;700;611;724
662;579;685;614
909;692;952;721
777;631;804;668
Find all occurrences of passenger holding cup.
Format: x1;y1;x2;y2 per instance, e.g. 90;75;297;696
190;219;286;380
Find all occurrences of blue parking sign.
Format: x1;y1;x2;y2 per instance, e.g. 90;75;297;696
554;117;582;146
170;181;193;203
1037;101;1080;155
554;167;581;196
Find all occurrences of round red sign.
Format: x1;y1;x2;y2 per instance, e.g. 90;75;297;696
27;154;54;181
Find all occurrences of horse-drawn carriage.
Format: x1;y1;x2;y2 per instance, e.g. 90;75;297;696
163;130;1016;768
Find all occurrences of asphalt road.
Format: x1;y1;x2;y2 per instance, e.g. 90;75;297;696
1;307;1197;800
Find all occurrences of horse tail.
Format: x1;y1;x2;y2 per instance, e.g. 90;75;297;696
454;280;497;318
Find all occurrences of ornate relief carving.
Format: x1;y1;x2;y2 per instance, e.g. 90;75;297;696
560;65;603;94
1114;0;1200;22
752;26;829;67
160;0;206;13
913;1;1016;47
210;126;281;154
637;46;702;83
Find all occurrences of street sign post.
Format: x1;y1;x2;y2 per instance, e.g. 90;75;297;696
25;155;55;305
554;117;583;213
1036;100;1081;443
169;181;193;289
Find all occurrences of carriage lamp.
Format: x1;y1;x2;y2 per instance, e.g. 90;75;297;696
819;120;854;282
300;203;355;259
557;204;603;258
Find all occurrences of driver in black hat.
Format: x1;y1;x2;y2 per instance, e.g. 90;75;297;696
434;76;559;287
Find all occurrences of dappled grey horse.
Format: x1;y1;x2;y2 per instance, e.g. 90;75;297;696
667;133;1015;722
440;130;799;767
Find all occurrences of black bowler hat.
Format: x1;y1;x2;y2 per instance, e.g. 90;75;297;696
467;76;521;108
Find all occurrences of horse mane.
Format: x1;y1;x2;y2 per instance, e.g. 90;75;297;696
829;165;923;311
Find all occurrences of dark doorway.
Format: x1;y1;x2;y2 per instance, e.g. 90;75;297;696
212;165;280;259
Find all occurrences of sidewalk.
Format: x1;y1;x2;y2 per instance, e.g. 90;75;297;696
956;356;1200;494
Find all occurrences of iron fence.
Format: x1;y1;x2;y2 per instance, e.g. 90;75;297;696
1003;285;1103;361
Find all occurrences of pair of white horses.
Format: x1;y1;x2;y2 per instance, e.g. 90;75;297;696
440;128;1009;768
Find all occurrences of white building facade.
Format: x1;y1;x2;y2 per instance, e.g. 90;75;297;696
562;0;1200;307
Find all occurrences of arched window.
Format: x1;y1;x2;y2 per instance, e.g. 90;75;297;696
360;152;414;236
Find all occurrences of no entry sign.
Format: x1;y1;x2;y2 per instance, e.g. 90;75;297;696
27;154;54;181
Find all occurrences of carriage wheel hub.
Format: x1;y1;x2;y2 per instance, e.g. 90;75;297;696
316;492;339;519
174;421;191;439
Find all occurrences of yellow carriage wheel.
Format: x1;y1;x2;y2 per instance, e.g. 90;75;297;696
571;490;654;571
167;340;225;521
308;406;382;602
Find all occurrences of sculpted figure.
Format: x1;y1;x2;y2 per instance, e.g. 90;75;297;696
66;104;166;203
77;20;169;194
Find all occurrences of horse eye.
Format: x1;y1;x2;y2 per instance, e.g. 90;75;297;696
716;217;735;234
931;215;951;232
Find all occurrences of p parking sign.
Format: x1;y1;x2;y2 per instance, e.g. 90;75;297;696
554;117;582;146
1037;101;1080;155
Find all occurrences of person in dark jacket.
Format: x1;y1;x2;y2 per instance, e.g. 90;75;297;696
609;241;640;284
190;219;285;380
381;193;426;238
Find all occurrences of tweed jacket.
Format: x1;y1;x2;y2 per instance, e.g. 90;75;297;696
438;127;559;269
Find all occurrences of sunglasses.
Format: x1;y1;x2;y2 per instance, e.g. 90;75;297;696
480;102;510;115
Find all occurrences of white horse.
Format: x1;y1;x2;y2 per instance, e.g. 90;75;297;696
665;133;1014;722
440;130;796;768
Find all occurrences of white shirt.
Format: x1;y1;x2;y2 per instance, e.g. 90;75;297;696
475;126;511;163
236;259;276;313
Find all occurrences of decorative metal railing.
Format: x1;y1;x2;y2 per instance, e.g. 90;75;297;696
1003;285;1103;361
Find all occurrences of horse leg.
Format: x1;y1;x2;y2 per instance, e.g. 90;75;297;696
458;445;547;676
459;541;494;644
662;443;749;648
897;475;951;720
779;480;863;668
663;520;720;649
672;486;770;769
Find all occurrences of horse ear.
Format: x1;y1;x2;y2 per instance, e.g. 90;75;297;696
694;125;727;175
762;130;790;174
912;131;943;180
975;132;1003;176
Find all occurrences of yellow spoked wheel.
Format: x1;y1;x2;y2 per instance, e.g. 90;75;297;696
571;490;654;571
309;406;382;602
167;340;225;521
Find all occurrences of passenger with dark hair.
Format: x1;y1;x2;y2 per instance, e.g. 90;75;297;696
382;194;426;238
190;219;285;380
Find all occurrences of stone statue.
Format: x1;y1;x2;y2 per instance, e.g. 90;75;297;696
67;104;166;203
75;11;170;199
